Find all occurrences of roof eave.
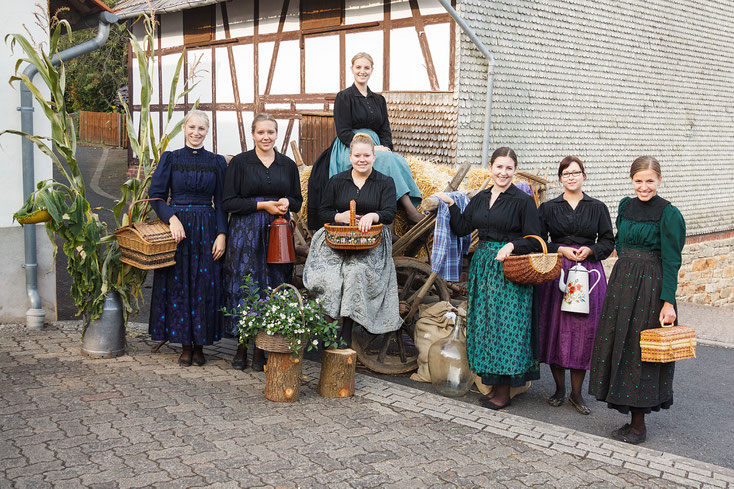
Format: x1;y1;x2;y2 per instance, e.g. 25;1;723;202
114;0;226;20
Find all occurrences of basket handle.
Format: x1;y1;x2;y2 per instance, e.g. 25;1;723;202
659;321;674;328
272;283;306;332
128;198;166;224
349;200;357;226
523;234;548;254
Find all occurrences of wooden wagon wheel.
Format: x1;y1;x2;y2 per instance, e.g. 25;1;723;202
352;257;451;374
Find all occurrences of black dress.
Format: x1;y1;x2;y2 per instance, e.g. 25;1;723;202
319;169;397;225
221;150;303;336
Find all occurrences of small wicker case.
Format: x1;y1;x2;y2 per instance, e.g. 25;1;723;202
640;322;696;363
114;198;177;270
324;200;383;251
502;235;562;285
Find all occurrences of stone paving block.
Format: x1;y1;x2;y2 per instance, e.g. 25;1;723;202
662;472;704;488
420;408;454;421
623;461;664;478
687;472;728;488
674;462;715;478
452;416;485;430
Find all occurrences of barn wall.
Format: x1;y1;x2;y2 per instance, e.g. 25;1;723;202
456;0;734;235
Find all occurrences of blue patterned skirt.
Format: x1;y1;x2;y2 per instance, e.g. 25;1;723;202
149;204;223;345
467;241;540;387
222;199;293;337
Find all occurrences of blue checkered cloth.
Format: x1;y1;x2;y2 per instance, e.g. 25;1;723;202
431;191;471;282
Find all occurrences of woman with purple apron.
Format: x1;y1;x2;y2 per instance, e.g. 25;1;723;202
222;113;303;371
536;156;614;414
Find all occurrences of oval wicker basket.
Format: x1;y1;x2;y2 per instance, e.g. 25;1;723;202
114;198;177;270
254;283;306;354
324;200;383;251
502;235;561;285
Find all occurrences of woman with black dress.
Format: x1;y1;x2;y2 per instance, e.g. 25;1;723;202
536;156;614;415
307;52;423;230
148;110;228;367
436;147;542;410
303;133;401;345
222;113;303;371
589;156;686;444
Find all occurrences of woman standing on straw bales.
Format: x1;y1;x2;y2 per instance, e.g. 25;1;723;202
436;147;542;410
222;113;303;371
589;156;685;444
307;52;423;230
148;110;228;367
536;156;614;415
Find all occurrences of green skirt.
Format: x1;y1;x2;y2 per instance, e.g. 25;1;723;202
467;241;540;387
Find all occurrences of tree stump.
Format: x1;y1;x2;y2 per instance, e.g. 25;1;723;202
318;348;356;398
264;351;303;402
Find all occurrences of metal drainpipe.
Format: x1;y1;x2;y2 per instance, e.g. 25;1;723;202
20;11;119;329
435;0;496;167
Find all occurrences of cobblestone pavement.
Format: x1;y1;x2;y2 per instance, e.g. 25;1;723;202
2;323;734;488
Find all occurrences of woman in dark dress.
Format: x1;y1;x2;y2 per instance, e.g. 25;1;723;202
148;110;228;367
303;133;400;345
222;113;303;371
536;156;614;415
436;147;542;410
307;52;423;230
589;156;686;444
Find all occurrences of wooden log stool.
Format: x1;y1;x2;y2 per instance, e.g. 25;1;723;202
263;349;303;402
318;348;356;398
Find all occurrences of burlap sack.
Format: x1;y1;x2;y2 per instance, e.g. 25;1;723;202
410;302;466;382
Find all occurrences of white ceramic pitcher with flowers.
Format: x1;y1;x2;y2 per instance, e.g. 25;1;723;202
558;263;601;314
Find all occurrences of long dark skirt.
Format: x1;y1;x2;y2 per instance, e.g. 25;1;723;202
149;204;223;345
589;248;675;414
223;202;293;337
536;246;607;370
467;241;540;387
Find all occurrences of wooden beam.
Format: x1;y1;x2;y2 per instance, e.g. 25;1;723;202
383;0;391;91
448;0;456;92
211;45;217;153
157;14;163;140
339;31;346;90
254;0;260;113
221;3;247;152
408;0;439;90
265;0;290;96
280;102;295;154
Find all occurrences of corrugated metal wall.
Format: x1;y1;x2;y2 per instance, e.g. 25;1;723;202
455;0;734;235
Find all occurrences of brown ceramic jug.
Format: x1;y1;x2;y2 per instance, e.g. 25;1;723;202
266;216;296;264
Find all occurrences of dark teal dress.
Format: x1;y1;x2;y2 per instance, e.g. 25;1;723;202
448;184;542;387
589;195;686;414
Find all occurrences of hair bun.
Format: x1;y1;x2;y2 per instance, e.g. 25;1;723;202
353;132;372;140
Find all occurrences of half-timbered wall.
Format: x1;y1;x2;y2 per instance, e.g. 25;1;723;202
455;0;734;236
129;0;456;161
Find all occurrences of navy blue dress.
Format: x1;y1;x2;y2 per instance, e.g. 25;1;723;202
148;146;228;346
221;150;303;337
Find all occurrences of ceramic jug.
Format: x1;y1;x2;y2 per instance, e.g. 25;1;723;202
558;263;601;314
428;312;473;397
266;216;296;264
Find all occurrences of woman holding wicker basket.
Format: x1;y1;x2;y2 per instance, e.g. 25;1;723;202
589;156;685;444
222;113;303;371
536;156;615;415
148;110;228;367
436;147;543;410
303;133;401;346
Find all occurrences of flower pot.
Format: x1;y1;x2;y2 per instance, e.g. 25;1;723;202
81;292;125;358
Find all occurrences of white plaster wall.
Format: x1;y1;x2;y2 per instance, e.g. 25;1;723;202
0;6;57;322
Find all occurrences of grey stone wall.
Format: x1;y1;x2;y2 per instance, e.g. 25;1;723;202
456;0;734;235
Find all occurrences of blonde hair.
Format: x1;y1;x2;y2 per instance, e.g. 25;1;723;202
351;52;374;67
183;110;210;130
350;132;375;153
630;156;661;179
251;112;278;133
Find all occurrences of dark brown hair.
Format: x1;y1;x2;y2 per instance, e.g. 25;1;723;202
558;156;586;179
629;156;661;179
490;147;517;167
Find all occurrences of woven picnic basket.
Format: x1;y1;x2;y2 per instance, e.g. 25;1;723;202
114;198;177;270
640;322;696;363
324;199;383;251
254;284;306;354
502;235;561;285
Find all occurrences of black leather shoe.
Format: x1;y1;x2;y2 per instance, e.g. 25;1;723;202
192;346;206;366
178;346;193;367
231;344;247;370
251;361;265;372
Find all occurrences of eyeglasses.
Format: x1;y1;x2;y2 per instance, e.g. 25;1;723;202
561;171;584;178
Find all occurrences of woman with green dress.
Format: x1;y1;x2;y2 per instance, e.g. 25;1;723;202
589;156;686;444
436;147;542;410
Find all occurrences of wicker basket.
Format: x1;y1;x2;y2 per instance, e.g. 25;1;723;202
324;200;383;250
114;198;177;270
254;284;306;354
502;235;561;285
640;322;696;363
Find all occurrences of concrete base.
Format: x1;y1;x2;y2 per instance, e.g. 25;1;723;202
0;224;57;324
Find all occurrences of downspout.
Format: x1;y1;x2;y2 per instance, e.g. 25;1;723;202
435;0;495;167
20;11;119;329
